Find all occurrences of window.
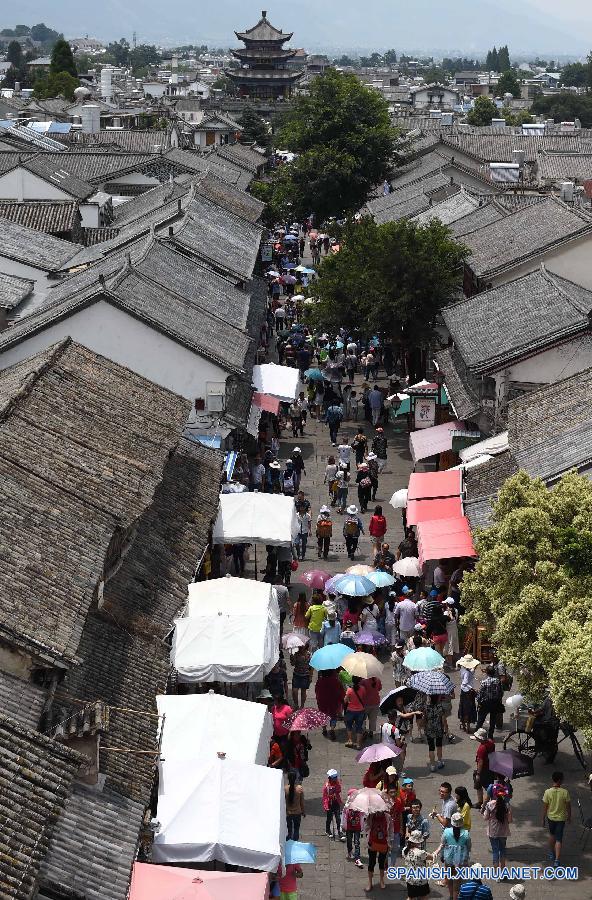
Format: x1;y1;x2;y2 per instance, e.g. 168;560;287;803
206;381;225;412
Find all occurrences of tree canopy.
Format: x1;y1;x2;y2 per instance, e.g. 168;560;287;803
50;37;77;78
531;91;592;126
497;69;521;98
33;70;79;101
461;470;592;745
485;45;511;72
270;69;396;221
309;216;466;365
238;106;269;149
560;62;588;88
467;95;499;126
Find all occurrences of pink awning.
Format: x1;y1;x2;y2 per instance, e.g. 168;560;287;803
407;470;462;501
129;863;269;900
409;420;465;464
417;516;476;567
406;496;463;526
252;391;281;414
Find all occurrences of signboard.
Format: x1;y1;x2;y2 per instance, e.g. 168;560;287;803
414;396;436;430
261;245;273;262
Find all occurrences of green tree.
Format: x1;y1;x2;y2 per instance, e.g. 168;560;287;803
498;45;511;71
531;91;592;125
560;62;587;88
497;69;521;98
50;37;77;77
486;47;499;71
461;470;592;744
238;105;269;148
129;44;160;72
33;70;79;101
587;51;592;92
335;54;355;66
384;49;398;66
6;40;22;68
502;108;532;126
466;95;499;125
105;39;130;67
211;74;236;94
311;216;467;353
271;69;395;220
421;66;447;84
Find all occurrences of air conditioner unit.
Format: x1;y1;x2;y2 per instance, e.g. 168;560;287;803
207;393;224;412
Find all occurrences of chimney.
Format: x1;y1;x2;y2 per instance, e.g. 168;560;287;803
168;226;174;236
262;10;267;17
98;274;106;287
177;198;182;213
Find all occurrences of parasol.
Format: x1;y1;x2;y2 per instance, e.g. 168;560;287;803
284;708;330;731
404;647;445;671
354;631;387;646
310;643;353;671
408;670;454;695
348;788;388;815
330;574;376;597
379;686;418;714
341;652;384;679
298;569;331;590
393;557;421;578
356;743;401;764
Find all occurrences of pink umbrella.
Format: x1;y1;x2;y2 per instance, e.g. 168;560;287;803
284;708;330;731
282;633;307;650
129;863;268;900
348;787;389;815
298;569;332;590
356;743;402;764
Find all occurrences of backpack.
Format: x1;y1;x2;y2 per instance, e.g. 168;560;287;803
317;518;333;538
346;807;362;830
369;813;389;852
345;517;360;537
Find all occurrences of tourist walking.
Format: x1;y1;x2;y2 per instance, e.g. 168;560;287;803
483;791;513;867
285;770;306;840
457;654;479;732
475;665;504;738
365;810;393;891
315;669;345;741
316;505;333;559
342;789;364;867
290;642;312;709
433;812;472;900
305;594;327;650
356;463;372;513
343;505;364;559
372;426;388;473
344;676;367;749
368;505;387;555
542;771;571;865
367;384;383;426
323;769;344;838
326;401;343;446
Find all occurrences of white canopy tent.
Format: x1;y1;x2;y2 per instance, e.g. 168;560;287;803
171;578;280;683
213;492;298;546
252;363;300;402
153;757;285;871
156;693;273;766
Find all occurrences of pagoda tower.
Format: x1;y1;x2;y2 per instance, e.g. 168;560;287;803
226;10;303;99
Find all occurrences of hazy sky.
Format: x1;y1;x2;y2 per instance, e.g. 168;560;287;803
4;0;591;54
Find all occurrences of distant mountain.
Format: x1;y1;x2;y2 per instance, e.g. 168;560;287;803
4;0;589;53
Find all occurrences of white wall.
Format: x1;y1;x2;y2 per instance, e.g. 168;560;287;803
0;168;72;201
79;203;100;228
0;255;52;293
0;300;230;401
490;234;592;291
493;332;592;406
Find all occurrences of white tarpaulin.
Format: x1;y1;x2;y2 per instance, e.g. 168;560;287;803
213;492;298;546
409;419;465;464
252;363;300;402
172;578;280;682
156;692;272;766
153;757;285;871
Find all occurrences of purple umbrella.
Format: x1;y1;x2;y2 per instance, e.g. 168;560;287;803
488;750;534;779
356;742;402;764
354;631;387;646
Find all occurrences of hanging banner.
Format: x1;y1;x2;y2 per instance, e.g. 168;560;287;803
414;396;436;430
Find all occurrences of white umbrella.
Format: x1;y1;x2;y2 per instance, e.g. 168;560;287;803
342;652;384;679
393;557;421;578
348;788;389;815
390;488;408;509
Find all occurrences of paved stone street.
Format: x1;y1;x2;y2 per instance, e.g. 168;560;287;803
275;362;592;900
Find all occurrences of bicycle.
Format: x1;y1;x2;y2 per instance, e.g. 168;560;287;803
503;708;587;770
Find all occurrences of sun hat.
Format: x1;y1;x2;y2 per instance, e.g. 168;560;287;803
367;452;377;460
457;654;481;670
408;830;424;845
385;765;398;775
347;504;358;514
320;505;331;514
269;460;281;469
509;886;526;900
451;812;464;827
467;864;487;880
444;597;455;605
470;727;489;741
293;446;301;453
327;769;339;779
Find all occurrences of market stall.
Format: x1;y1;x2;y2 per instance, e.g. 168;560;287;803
416;515;476;568
252;362;301;402
156;692;273;766
212;492;298;547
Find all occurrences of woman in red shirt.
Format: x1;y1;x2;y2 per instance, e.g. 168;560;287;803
363;761;385;788
315;669;345;741
361;676;382;740
369;505;387;555
344;676;367;749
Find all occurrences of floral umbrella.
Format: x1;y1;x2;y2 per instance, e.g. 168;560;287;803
282;633;307;650
353;631;387;646
298;569;332;590
348;788;389;815
284;708;330;731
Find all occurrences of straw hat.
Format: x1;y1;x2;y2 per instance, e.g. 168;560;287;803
347;505;358;514
457;654;481;670
408;830;424;845
509;886;526;900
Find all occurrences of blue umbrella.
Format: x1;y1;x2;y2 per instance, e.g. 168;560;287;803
330;574;376;597
310;642;353;670
366;570;395;589
285;840;317;864
283;234;298;242
408;670;454;695
404;647;445;672
283;262;296;270
304;367;325;381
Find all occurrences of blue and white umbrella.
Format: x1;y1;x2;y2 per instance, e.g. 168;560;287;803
404;647;445;671
408;670;454;695
330;573;376;597
285;840;317;864
366;570;395;589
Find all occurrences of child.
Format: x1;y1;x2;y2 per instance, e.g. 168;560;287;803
323;769;344;839
341;788;365;867
276;862;303;900
400;777;417;832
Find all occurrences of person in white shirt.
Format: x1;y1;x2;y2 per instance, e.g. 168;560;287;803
360;601;380;632
295;510;312;560
395;594;418;641
337;439;352;470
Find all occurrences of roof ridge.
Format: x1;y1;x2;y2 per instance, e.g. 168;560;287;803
542;266;592;313
0;337;72;423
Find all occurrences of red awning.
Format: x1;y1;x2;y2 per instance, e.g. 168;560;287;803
417;516;476;567
407;470;462;501
406;496;463;526
252;392;281;414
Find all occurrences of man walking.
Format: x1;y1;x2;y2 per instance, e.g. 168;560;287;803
474;665;503;739
372;427;388;474
368;384;383;427
542;771;571;866
326;402;343;446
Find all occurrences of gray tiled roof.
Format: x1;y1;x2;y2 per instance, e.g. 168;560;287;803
536;151;592;182
164;147;252;190
448;200;507;237
32;151;160;184
194;173;265;222
0;715;81;900
366;171;452;223
113;180;186;225
39;784;145;900
171;194;263;280
0;216;81;270
0;199;80;234
0;671;46;729
462;196;592;279
52;440;222;801
434;346;481;418
64;129;172;153
0;271;34;309
442;132;592;164
216;142;266;174
443;266;592;373
0;339;189;664
464;449;519;530
411;187;480;226
21;155;94;199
